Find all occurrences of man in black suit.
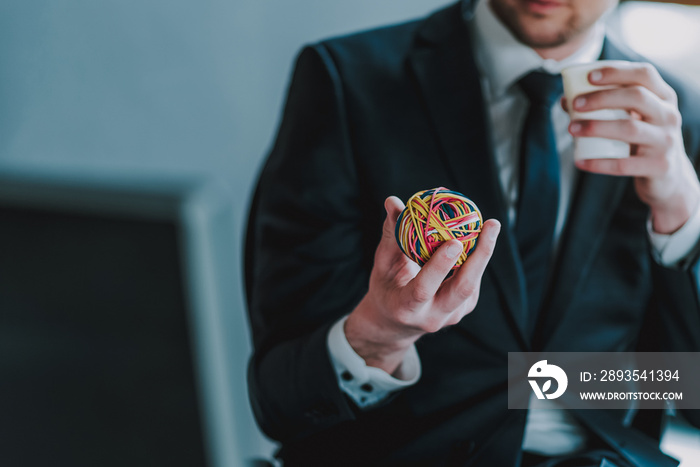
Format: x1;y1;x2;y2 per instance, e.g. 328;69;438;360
245;0;700;465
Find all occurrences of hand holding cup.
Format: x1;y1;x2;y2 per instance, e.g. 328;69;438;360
564;60;700;234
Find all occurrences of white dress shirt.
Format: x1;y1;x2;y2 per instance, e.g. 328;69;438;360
327;0;700;457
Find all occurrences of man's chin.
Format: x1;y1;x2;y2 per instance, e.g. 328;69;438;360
513;28;570;50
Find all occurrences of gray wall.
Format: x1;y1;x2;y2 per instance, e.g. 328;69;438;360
0;0;450;461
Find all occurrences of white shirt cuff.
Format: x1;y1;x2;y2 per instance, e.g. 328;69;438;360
647;203;700;267
326;315;421;408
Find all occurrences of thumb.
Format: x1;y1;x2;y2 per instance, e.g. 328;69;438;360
382;196;405;241
374;196;409;273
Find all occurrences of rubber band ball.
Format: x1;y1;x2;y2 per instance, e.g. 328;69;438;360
395;187;483;269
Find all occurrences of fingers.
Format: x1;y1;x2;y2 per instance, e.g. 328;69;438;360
374;196;409;273
570;117;680;178
566;62;686;181
401;239;463;308
570;86;680;126
589;62;677;103
382;196;405;240
566;62;680;147
570;118;665;147
436;219;501;312
401;219;501;311
575;156;670;178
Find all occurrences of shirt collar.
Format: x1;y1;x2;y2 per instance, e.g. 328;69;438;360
472;0;606;99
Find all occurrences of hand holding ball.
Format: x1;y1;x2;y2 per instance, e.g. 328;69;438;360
395;187;482;269
342;190;495;374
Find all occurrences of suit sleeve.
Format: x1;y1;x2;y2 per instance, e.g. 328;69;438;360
650;240;700;428
649;78;700;427
245;44;372;442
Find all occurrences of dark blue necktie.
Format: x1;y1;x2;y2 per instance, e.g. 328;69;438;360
515;71;563;332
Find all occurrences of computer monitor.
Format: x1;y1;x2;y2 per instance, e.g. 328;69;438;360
0;168;245;467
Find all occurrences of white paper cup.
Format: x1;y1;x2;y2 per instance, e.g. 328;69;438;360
561;60;631;161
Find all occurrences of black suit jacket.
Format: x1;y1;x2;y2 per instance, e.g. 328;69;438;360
245;2;700;465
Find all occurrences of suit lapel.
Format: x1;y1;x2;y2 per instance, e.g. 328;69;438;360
534;172;627;347
534;38;635;348
408;4;529;347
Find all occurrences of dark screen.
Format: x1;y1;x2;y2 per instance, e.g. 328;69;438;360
0;205;208;467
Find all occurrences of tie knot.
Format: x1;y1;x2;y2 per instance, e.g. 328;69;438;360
518;71;563;107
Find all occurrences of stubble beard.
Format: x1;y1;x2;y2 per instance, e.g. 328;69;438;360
491;3;582;50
